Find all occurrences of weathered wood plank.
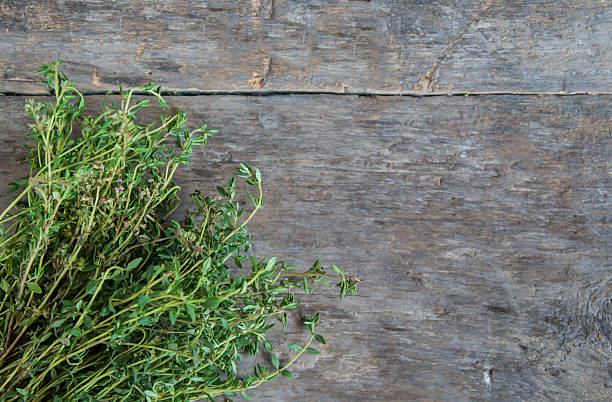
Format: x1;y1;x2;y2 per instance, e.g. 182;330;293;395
0;94;610;400
1;0;610;94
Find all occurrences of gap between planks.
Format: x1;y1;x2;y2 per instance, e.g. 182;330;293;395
2;89;612;97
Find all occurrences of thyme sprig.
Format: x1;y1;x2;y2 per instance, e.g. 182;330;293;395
0;60;358;401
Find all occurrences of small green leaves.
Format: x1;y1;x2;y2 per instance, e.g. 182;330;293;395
236;162;263;187
185;303;196;322
27;282;42;294
18;315;39;327
50;318;66;329
288;344;301;351
241;392;253;400
266;373;279;381
265;257;278;272
138;316;154;326
331;264;344;276
315;333;327;344
303;312;320;333
338;276;359;300
270;353;280;369
306;347;321;355
108;299;116;313
202;296;222;310
280;369;295;379
127;257;143;271
137;293;150;307
236;162;252;178
86;279;99;295
202;257;212;273
246;190;257;206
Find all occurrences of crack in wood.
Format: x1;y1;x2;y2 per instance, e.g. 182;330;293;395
414;0;495;92
2;88;611;97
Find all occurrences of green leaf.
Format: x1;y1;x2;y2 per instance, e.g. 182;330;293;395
255;168;262;183
185;303;196;322
18;315;39;327
270;354;279;369
287;344;301;351
1;278;9;293
202;296;222;310
127;257;143;271
312;312;320;325
86;279;99;295
306;347;321;355
137;294;150;307
27;282;42;294
50;318;66;329
280;369;295;379
144;390;158;399
246;190;257;206
108;300;116;313
202;257;212;273
265;257;278;272
169;309;176;326
315;333;327;344
83;315;93;329
241;392;252;400
331;264;343;275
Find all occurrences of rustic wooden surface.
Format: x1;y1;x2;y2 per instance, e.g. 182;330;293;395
0;95;610;400
1;0;611;400
1;0;611;94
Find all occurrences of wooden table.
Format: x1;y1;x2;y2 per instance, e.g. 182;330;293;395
1;1;611;400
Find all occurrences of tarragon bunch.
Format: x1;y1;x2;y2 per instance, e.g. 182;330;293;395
0;60;358;401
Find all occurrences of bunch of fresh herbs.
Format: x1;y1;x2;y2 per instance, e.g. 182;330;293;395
0;61;358;401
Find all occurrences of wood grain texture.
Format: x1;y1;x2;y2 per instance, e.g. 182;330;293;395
0;0;610;94
0;94;610;400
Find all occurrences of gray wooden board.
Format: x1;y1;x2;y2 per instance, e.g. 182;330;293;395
0;94;610;400
1;0;611;94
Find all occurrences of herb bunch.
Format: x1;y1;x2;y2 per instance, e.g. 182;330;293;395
0;61;358;401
